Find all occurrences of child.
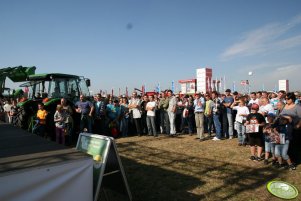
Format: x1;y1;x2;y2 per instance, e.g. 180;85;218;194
244;104;265;161
54;104;66;145
231;98;249;146
273;115;296;170
35;103;48;137
262;113;277;165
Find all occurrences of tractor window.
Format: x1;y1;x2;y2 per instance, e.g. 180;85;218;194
32;82;47;98
49;79;67;98
67;79;79;98
78;78;90;96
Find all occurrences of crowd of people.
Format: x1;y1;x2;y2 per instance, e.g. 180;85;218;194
1;89;301;170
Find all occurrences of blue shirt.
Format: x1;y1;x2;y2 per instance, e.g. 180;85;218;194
223;96;234;114
106;104;121;120
75;100;93;115
194;97;205;113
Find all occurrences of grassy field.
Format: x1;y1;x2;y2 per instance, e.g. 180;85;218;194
116;134;301;201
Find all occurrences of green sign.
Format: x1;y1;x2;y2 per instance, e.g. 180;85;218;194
76;134;111;198
267;181;298;199
77;134;109;158
76;133;132;201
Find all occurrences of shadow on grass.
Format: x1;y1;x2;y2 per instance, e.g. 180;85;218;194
117;139;284;201
120;156;206;201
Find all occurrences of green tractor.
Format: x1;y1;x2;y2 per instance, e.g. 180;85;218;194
0;66;36;98
15;73;91;137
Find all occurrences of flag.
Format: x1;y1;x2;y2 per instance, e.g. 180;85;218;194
215;77;218;92
207;77;210;92
223;75;226;91
211;78;214;92
219;77;222;93
232;81;236;92
262;83;265;91
111;88;114;97
156;82;161;93
126;86;128;97
171;81;174;93
142;85;145;95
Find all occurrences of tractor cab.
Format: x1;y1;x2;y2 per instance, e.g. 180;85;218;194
20;73;90;104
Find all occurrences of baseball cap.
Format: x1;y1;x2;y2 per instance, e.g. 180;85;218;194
251;103;259;110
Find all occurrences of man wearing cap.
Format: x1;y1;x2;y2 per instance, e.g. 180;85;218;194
223;89;234;139
194;92;205;141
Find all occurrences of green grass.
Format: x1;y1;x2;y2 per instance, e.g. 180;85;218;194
116;134;301;201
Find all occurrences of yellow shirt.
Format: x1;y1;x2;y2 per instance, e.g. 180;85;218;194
205;100;213;116
37;109;47;125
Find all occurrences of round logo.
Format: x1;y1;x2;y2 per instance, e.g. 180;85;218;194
267;181;298;199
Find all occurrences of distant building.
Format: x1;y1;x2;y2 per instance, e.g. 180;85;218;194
279;80;289;92
196;68;212;93
178;79;196;94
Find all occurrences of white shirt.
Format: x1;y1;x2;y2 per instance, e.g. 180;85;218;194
3;103;12;113
146;101;156;116
259;103;274;122
248;98;259;106
233;106;249;123
259;104;274;115
129;98;141;118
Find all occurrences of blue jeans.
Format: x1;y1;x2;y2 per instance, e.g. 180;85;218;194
160;110;170;134
213;114;222;139
120;117;129;137
146;116;157;135
227;113;234;137
265;142;275;154
275;140;290;160
235;121;245;144
205;115;213;135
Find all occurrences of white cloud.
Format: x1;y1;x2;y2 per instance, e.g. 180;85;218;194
220;14;301;60
274;34;301;50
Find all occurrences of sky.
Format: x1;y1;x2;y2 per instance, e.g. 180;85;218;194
1;0;301;95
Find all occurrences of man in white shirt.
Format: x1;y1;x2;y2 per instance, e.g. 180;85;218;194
248;92;259;106
167;90;177;136
128;91;142;136
146;95;157;137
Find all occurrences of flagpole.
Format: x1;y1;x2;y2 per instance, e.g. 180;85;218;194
223;75;226;91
